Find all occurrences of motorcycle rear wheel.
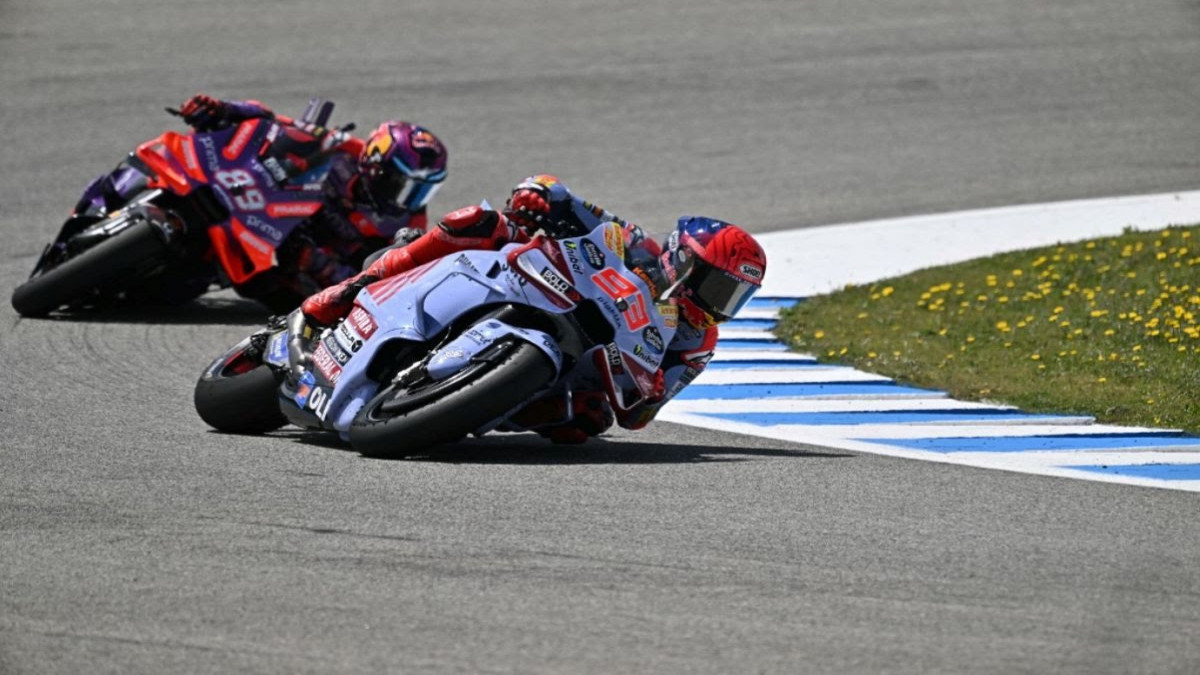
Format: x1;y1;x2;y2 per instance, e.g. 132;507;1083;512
349;340;556;458
194;336;288;434
11;220;168;317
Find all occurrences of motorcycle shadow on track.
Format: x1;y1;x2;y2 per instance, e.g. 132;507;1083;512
15;294;271;327
264;428;854;465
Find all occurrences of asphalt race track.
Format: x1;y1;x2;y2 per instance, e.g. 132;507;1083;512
2;1;1199;673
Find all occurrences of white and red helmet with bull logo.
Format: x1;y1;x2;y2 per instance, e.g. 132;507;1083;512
660;216;766;327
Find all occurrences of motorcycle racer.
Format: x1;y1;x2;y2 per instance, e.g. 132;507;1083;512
291;174;767;443
70;94;448;303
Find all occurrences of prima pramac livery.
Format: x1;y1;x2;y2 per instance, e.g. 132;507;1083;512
12;96;447;316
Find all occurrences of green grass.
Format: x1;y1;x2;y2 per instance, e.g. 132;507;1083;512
775;224;1200;432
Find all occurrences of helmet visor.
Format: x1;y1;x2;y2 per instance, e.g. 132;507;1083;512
392;177;442;212
369;170;443;214
686;263;760;322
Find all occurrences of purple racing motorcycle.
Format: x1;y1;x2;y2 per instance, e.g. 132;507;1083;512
12;99;354;316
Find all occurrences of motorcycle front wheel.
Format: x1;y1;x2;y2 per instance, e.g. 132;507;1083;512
349;339;557;458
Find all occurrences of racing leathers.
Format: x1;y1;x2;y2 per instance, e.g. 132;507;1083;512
295;175;720;443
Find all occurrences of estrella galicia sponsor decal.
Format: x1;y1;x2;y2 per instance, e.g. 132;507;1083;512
642;326;664;353
581;239;606;269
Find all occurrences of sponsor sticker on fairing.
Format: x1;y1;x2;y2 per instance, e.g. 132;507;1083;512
307;385;333;420
540;267;574;296
223;121;258;160
656;302;678;329
605;343;624;373
346;307;378;339
267;332;289;365
334;322;365;356
311;344;343;384
563;242;586;276
602;223;625;257
322;333;352;366
581;239;606;270
293;370;316;407
631;343;657;367
262;156;289;183
642;326;664;353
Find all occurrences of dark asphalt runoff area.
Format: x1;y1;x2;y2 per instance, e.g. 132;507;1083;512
2;1;1199;673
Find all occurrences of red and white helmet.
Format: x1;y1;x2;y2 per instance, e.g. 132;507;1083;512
660;216;766;327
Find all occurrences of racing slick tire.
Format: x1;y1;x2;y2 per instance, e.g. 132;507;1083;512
349;339;556;458
194;336;288;434
11;220;169;317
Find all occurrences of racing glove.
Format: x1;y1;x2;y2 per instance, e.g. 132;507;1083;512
507;187;552;232
179;94;231;131
178;94;273;131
